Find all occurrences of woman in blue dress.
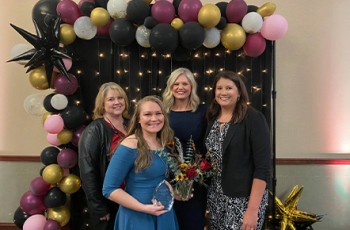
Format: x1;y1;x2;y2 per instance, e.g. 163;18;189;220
162;68;207;230
103;96;179;230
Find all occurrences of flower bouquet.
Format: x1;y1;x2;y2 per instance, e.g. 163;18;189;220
166;137;215;200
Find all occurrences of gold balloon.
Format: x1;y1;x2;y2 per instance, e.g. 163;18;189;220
57;129;73;145
47;206;71;227
60;24;76;45
28;66;49;90
220;23;246;51
171;18;184;30
59;174;81;194
257;2;276;17
198;4;221;29
90;7;111;27
42;164;64;184
42;112;53;125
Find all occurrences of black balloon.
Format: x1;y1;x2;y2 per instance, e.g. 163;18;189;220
248;5;259;13
13;206;31;229
80;1;96;16
32;0;60;33
61;105;87;130
95;0;108;8
179;22;205;50
44;187;67;208
144;16;157;29
41;146;60;165
216;2;228;18
149;23;178;54
43;93;60;113
126;0;150;25
109;18;136;46
216;17;227;30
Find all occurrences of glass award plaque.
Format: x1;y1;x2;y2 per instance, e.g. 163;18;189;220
153;180;174;210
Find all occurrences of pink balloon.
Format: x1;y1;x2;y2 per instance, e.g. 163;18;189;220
243;33;266;57
54;73;79;96
47;133;61;146
44;115;65;134
226;0;247;23
151;1;175;24
23;214;47;230
97;19;113;37
178;0;202;23
44;219;62;230
53;58;72;73
20;191;46;215
71;125;86;146
56;0;82;25
260;14;288;41
57;148;78;169
29;176;51;196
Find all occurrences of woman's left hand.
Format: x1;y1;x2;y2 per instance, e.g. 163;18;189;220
242;208;258;230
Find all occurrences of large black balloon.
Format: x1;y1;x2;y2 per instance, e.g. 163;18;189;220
216;17;227;30
248;5;259;13
61;105;87;130
179;22;205;50
44;187;67;208
144;16;157;29
32;0;60;32
149;24;178;54
95;0;108;8
80;1;96;16
126;0;150;25
13;206;31;229
109;18;136;46
41;146;60;165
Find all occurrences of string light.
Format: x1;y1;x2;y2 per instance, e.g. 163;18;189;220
99;53;104;58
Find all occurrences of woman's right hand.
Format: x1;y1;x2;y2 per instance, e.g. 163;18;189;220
144;201;169;216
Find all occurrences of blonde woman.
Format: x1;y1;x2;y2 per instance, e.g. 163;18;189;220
163;68;207;230
79;82;129;230
103;96;179;230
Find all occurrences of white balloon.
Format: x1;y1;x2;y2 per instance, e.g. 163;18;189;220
23;93;47;116
51;94;68;110
107;0;128;19
74;16;97;40
10;43;33;65
136;25;151;48
203;28;220;48
242;12;263;34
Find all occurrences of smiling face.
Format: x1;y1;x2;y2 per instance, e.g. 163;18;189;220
215;77;240;110
104;89;126;118
139;101;165;136
171;74;192;101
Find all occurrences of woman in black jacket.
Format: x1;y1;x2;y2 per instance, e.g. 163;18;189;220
79;82;129;230
205;71;271;230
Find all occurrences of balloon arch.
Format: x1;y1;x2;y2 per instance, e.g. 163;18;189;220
10;0;288;229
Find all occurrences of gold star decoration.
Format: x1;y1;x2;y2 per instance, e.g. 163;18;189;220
270;185;322;230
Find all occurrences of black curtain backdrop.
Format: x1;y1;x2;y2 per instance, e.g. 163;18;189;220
67;37;274;229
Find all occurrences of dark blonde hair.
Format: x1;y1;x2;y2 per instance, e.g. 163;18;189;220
127;96;174;172
207;71;249;123
162;67;200;113
93;82;130;120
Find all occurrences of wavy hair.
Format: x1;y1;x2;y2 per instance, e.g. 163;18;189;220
127;96;174;172
92;82;130;120
207;71;249;123
162;67;200;113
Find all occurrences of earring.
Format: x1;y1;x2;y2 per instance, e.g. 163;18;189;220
237;96;240;101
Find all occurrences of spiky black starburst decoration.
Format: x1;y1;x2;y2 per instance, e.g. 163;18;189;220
8;17;71;85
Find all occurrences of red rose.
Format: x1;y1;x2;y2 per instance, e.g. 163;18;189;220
186;168;197;180
199;160;212;171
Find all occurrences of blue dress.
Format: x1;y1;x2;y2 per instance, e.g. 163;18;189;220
103;145;179;230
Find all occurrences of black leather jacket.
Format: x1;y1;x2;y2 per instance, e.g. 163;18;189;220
78;118;117;220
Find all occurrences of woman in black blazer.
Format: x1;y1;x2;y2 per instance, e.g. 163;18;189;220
205;71;271;230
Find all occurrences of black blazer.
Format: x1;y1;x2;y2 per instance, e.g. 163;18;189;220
205;107;271;198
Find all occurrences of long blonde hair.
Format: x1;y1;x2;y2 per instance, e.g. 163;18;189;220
162;67;200;113
93;82;130;119
127;96;174;172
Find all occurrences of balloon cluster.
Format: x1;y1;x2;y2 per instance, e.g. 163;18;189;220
42;0;288;57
